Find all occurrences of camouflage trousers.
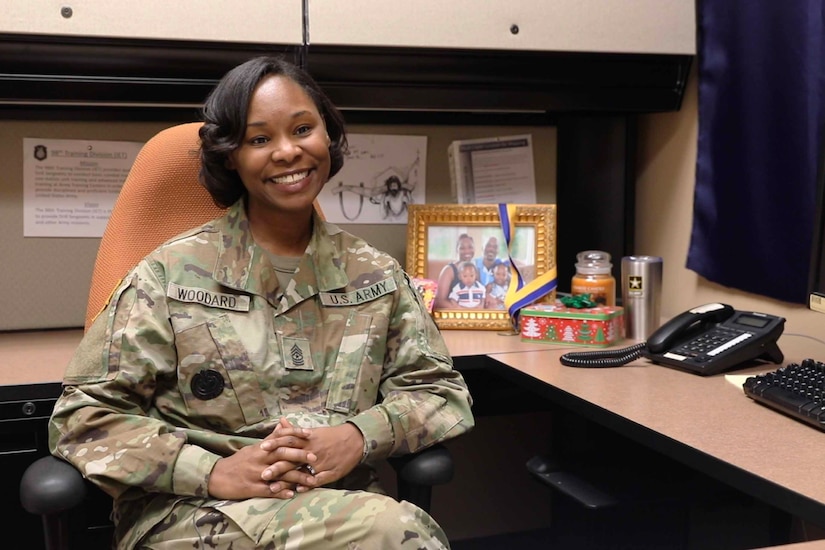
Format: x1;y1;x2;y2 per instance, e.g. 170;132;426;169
138;488;450;550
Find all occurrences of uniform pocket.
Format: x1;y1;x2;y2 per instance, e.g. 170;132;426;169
176;316;267;430
325;311;372;414
213;497;291;545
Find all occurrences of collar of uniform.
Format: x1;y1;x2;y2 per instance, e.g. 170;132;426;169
307;217;349;292
210;200;278;302
210;200;349;301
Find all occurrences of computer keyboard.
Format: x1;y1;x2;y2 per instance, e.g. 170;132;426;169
743;359;825;431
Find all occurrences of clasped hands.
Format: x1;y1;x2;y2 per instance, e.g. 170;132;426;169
208;417;365;500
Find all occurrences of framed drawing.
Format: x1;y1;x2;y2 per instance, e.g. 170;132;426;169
406;204;556;330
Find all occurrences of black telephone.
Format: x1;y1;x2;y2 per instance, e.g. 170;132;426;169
560;303;786;376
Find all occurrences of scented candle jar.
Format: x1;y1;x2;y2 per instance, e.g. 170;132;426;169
571;250;616;306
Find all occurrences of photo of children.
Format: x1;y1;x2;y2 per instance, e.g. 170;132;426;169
426;225;535;313
484;260;511;309
448;261;486;309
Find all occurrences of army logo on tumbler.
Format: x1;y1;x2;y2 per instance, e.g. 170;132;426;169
621;256;663;341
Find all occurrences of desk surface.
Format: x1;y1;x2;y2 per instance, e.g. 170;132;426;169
0;329;81;386
781;542;825;549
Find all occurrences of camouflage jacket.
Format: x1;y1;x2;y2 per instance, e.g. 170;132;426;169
49;199;474;546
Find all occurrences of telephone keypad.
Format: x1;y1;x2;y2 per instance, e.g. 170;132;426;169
674;327;748;360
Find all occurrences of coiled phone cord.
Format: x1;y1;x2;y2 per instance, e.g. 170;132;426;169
559;342;648;368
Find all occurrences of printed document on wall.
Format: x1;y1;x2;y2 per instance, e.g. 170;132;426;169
447;134;536;204
23;138;143;237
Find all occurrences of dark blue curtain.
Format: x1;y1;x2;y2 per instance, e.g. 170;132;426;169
688;0;825;303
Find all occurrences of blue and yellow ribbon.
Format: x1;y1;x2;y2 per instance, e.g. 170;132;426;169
498;203;557;329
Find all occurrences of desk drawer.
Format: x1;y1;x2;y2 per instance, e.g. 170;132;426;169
0;397;55;422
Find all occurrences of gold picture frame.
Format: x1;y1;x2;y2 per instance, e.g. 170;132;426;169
406;204;556;330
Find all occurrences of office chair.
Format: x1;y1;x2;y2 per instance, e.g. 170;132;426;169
19;122;454;550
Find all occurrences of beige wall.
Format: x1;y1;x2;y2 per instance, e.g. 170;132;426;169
636;64;824;338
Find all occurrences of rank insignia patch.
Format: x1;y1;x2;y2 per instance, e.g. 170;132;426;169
281;336;313;371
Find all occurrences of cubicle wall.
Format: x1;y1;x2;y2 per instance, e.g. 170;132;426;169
0;121;557;331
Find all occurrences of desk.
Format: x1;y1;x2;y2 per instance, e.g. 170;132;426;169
464;332;825;541
3;329;825;547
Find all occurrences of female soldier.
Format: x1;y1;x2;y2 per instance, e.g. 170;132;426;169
49;56;473;549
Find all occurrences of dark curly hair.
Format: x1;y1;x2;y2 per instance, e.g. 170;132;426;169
199;56;348;208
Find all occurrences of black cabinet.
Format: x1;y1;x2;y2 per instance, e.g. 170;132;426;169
2;383;113;549
1;383;60;550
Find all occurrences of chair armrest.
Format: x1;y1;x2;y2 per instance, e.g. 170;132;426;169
20;455;87;516
19;446;454;519
388;444;454;487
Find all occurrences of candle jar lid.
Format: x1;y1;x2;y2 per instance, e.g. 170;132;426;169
575;250;612;275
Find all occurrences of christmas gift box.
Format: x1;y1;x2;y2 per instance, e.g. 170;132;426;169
519;302;624;347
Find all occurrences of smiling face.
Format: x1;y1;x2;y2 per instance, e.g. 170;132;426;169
456;235;475;262
483;237;499;262
227;75;331;217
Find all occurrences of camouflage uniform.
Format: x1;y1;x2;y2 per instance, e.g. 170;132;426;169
49;199;474;549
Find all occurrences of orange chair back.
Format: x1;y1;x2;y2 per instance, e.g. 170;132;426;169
85;122;224;330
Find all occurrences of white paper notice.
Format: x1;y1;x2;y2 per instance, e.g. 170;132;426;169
23;138;143;237
470;138;536;204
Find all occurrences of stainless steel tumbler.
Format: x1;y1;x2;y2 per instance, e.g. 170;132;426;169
621;256;663;341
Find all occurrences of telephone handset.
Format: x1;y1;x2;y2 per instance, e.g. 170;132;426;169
645;303;737;355
560;303;786;376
